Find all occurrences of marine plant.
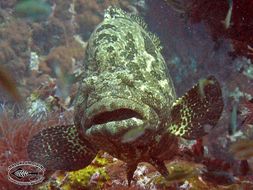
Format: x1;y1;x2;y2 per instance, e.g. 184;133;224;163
0;114;38;190
0;110;72;190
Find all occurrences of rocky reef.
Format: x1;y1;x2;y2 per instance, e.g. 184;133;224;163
0;0;253;189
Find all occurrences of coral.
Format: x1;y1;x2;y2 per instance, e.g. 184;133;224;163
0;41;16;63
40;38;85;77
64;165;109;189
0;19;31;61
37;152;111;190
53;0;74;21
37;37;86;99
31;18;68;54
0;19;32;102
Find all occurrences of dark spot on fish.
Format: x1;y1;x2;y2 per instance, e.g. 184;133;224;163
120;76;135;87
179;128;184;134
108;57;116;66
126;51;135;60
120;51;126;57
150;70;162;80
127;61;139;72
125;32;134;41
96;24;116;33
107;46;114;53
133;71;145;81
125;32;137;61
94;33;118;46
142;32;157;59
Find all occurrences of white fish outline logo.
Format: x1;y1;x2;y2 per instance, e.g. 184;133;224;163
8;161;45;186
11;168;39;179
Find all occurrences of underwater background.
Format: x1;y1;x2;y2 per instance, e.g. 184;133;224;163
0;0;253;189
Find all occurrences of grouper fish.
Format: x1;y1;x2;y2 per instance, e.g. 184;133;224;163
27;6;224;185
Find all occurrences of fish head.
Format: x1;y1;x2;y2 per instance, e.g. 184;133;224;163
74;7;176;150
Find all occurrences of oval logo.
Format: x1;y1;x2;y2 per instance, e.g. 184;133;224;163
8;161;45;186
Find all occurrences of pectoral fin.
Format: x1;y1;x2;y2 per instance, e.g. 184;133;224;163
168;76;223;139
27;125;97;171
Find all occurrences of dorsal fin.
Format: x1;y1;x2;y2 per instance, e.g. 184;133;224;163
104;6;128;19
104;6;162;51
167;76;224;139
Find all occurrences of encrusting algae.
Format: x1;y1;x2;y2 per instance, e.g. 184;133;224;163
36;153;110;190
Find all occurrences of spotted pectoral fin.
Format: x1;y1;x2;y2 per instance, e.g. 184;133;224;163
27;125;97;171
168;76;224;139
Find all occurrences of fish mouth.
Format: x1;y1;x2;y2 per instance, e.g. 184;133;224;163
91;108;143;124
85;97;159;137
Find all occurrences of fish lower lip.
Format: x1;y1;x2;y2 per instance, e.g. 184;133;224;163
86;117;144;136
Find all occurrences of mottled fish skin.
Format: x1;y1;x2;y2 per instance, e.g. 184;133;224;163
73;7;224;184
74;6;178;162
27;6;223;185
27;125;97;171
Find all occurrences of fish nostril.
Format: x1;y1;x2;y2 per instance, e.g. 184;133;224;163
91;108;143;125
